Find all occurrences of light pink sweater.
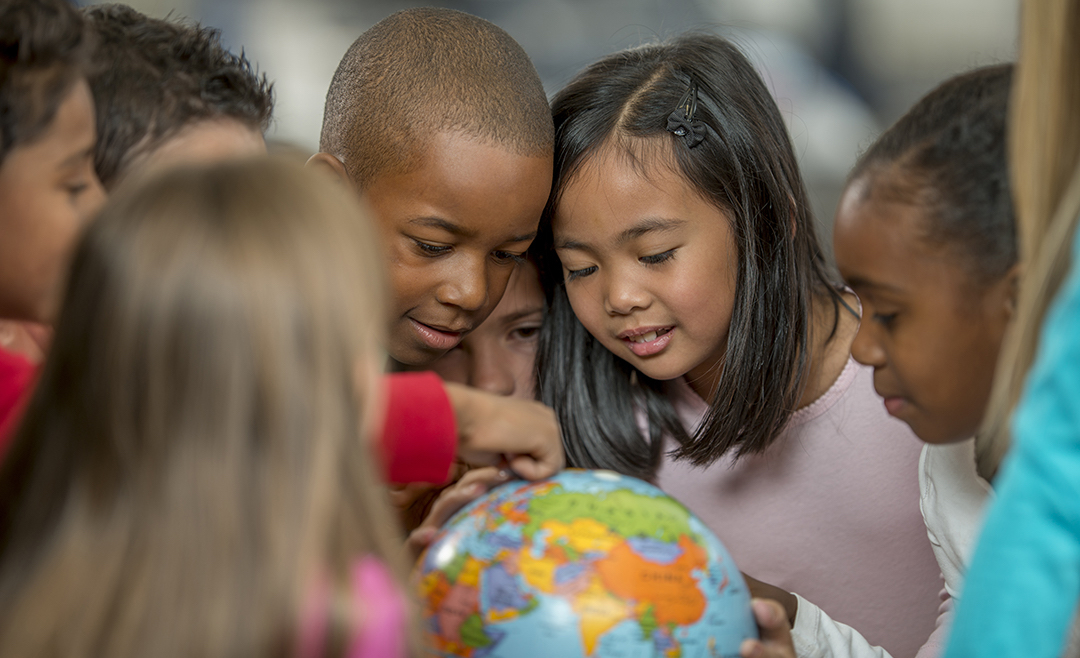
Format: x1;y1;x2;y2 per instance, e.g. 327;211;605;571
657;357;942;658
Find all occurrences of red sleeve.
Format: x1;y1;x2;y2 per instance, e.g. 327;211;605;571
0;347;36;458
379;371;457;485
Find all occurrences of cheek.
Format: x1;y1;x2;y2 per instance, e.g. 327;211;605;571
564;283;607;337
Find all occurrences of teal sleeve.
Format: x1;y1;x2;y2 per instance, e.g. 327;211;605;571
943;227;1080;657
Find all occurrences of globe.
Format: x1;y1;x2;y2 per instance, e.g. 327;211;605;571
415;469;758;657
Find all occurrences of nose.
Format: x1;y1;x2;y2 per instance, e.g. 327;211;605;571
604;270;649;316
469;347;516;397
849;316;887;368
435;257;488;312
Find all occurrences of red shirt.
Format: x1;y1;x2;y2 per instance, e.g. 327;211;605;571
0;355;456;485
380;372;457;485
0;347;35;455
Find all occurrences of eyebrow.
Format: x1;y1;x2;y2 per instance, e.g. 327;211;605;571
556;217;687;252
408;217;535;244
60;145;95;169
843;276;904;294
500;306;545;324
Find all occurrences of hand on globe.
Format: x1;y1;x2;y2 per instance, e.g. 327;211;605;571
444;383;565;479
406;466;513;560
740;599;796;658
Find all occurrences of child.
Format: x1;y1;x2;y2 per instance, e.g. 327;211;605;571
83;3;273;189
0;158;410;657
944;1;1080;654
394;257;546;535
0;0;104;435
429;258;545;399
535;33;941;656
310;7;554;369
792;63;1016;657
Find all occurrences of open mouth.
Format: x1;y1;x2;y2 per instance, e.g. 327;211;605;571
620;326;675;357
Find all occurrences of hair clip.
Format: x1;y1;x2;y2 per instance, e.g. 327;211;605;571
666;80;707;148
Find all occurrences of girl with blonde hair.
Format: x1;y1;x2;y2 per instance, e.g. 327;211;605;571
0;158;409;657
943;0;1080;656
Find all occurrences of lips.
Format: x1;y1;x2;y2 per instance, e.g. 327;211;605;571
409;318;467;351
619;326;675;357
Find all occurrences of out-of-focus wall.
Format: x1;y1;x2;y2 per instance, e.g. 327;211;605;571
83;0;1018;252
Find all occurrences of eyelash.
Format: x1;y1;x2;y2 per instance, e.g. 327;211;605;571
413;240;525;265
512;325;541;340
493;251;527;265
640;249;676;266
414;240;450;257
873;312;898;327
565;265;597;282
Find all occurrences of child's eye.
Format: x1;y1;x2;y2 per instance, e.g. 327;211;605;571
640;249;676;266
564;265;597;282
413;240;451;257
872;312;898;327
65;182;89;198
510;324;541;341
492;250;527;265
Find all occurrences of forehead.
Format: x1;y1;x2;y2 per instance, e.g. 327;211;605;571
553;141;708;236
834;180;964;291
363;131;552;242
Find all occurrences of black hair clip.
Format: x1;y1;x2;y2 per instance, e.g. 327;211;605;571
666;80;707;148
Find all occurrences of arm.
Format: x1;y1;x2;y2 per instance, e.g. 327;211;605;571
742;574;891;658
943;245;1080;657
379;373;564;485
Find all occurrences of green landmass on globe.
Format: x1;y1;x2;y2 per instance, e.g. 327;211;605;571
416;469;756;658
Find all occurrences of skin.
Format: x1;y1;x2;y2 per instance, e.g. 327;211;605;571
834;176;1017;445
315;131;552;367
429;260;544;399
553;145;740;402
118;118;266;189
0;79;105;323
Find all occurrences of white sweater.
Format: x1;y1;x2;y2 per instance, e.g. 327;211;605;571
790;440;990;658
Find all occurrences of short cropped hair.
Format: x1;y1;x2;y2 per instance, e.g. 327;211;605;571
84;4;274;188
319;7;553;188
0;0;92;166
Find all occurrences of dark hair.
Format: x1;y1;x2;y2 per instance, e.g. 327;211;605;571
535;33;843;480
850;64;1016;283
84;4;274;188
0;0;92;166
319;7;553;188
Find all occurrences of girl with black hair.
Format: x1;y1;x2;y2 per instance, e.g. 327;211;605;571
535;33;941;656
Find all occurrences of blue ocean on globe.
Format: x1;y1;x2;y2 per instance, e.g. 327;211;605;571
415;468;758;657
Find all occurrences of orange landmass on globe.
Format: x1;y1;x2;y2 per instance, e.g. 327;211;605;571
596;535;707;626
572;577;631;656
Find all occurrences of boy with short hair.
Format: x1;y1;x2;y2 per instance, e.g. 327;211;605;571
0;0;104;435
311;7;554;368
83;3;273;189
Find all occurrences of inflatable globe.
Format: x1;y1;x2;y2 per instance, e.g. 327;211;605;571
415;469;757;657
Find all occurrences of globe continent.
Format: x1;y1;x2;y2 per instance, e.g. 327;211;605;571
416;469;758;658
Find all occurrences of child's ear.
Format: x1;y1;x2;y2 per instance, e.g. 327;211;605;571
306;152;351;186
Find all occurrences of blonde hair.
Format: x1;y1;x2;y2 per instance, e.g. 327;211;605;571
0;158;404;656
977;0;1080;479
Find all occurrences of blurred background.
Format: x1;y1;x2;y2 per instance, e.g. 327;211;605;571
81;0;1019;247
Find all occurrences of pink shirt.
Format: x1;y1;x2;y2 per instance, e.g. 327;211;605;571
657;357;941;658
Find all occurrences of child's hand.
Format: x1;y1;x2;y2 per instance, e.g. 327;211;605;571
742;572;797;627
443;383;565;480
405;466;512;560
740;599;796;658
